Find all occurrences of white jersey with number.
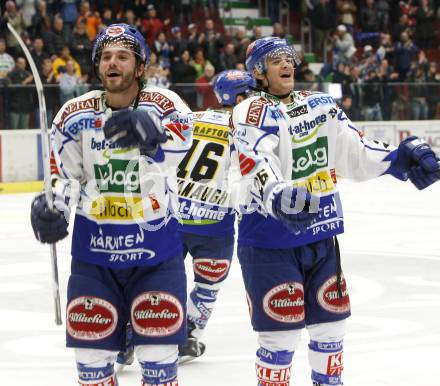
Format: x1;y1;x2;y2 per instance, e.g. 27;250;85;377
177;109;238;237
50;85;193;268
231;90;397;249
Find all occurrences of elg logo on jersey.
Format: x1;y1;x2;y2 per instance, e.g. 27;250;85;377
131;291;183;337
67;296;118;340
292;136;329;179
193;258;231;282
263;282;305;323
317;275;350;314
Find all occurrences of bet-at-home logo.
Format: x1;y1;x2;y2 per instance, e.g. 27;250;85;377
292;137;328;179
94;159;140;193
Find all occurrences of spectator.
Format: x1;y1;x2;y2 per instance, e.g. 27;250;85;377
358;45;378;78
30;0;52;39
377;58;398;120
187;23;203;57
333;62;352;95
201;18;224;69
302;68;320;91
272;22;286;39
360;0;380;33
308;0;336;61
71;21;93;81
340;95;358;120
361;69;383;120
42;16;68;58
426;61;440;119
376;33;395;64
232;29;250;64
144;60;170;89
153;31;171;69
332;24;356;68
336;0;357;34
414;0;436;48
142;4;169;47
77;1;102;41
20;0;37;29
58;59;84;104
100;7;114;27
191;48;213;80
196;63;219;110
30;37;49;76
218;43;238;72
169;26;188;64
407;65;429;120
3;1;27;57
8;57;34;129
392;14;411;43
171;49;197;109
251;26;263;42
391;92;411;120
394;31;418;81
0;38;15;81
347;65;362;115
60;0;79;40
52;45;82;79
40;57;58;124
376;0;390;31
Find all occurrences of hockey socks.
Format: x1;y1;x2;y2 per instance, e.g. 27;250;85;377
140;359;178;386
77;362;117;386
308;340;344;386
256;347;293;386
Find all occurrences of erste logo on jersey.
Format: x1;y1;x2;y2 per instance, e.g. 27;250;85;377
67;296;118;340
131;291;183;337
263;282;305;323
193;258;230;282
317;275;350;314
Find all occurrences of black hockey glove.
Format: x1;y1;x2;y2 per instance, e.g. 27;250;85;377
30;193;69;244
271;185;320;234
103;108;168;153
388;136;440;190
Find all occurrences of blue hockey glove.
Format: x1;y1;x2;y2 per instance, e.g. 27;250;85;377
389;136;440;190
30;193;69;244
103;108;168;152
271;186;320;234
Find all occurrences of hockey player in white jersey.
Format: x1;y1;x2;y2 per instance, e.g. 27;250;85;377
177;70;255;362
30;24;192;386
231;37;440;386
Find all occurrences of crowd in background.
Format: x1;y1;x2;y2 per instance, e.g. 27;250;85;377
0;0;439;129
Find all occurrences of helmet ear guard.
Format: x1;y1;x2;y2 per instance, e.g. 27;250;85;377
213;70;256;106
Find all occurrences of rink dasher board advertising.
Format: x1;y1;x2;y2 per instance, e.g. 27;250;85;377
0;121;440;187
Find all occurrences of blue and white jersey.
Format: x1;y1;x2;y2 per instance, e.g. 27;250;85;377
50;86;193;268
177;109;239;237
231;90;397;249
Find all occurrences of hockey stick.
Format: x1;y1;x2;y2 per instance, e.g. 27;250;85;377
7;23;62;325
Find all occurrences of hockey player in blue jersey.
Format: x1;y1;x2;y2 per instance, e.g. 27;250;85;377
113;70;255;366
30;24;193;386
231;37;440;386
177;70;255;362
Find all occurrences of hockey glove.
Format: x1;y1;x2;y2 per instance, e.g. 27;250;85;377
389;136;440;190
30;193;69;244
271;185;320;234
103;108;168;153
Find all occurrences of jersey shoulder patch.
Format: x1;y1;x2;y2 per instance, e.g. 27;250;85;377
245;97;273;127
138;90;176;114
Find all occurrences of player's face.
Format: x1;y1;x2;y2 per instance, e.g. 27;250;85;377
263;54;295;97
99;47;143;93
